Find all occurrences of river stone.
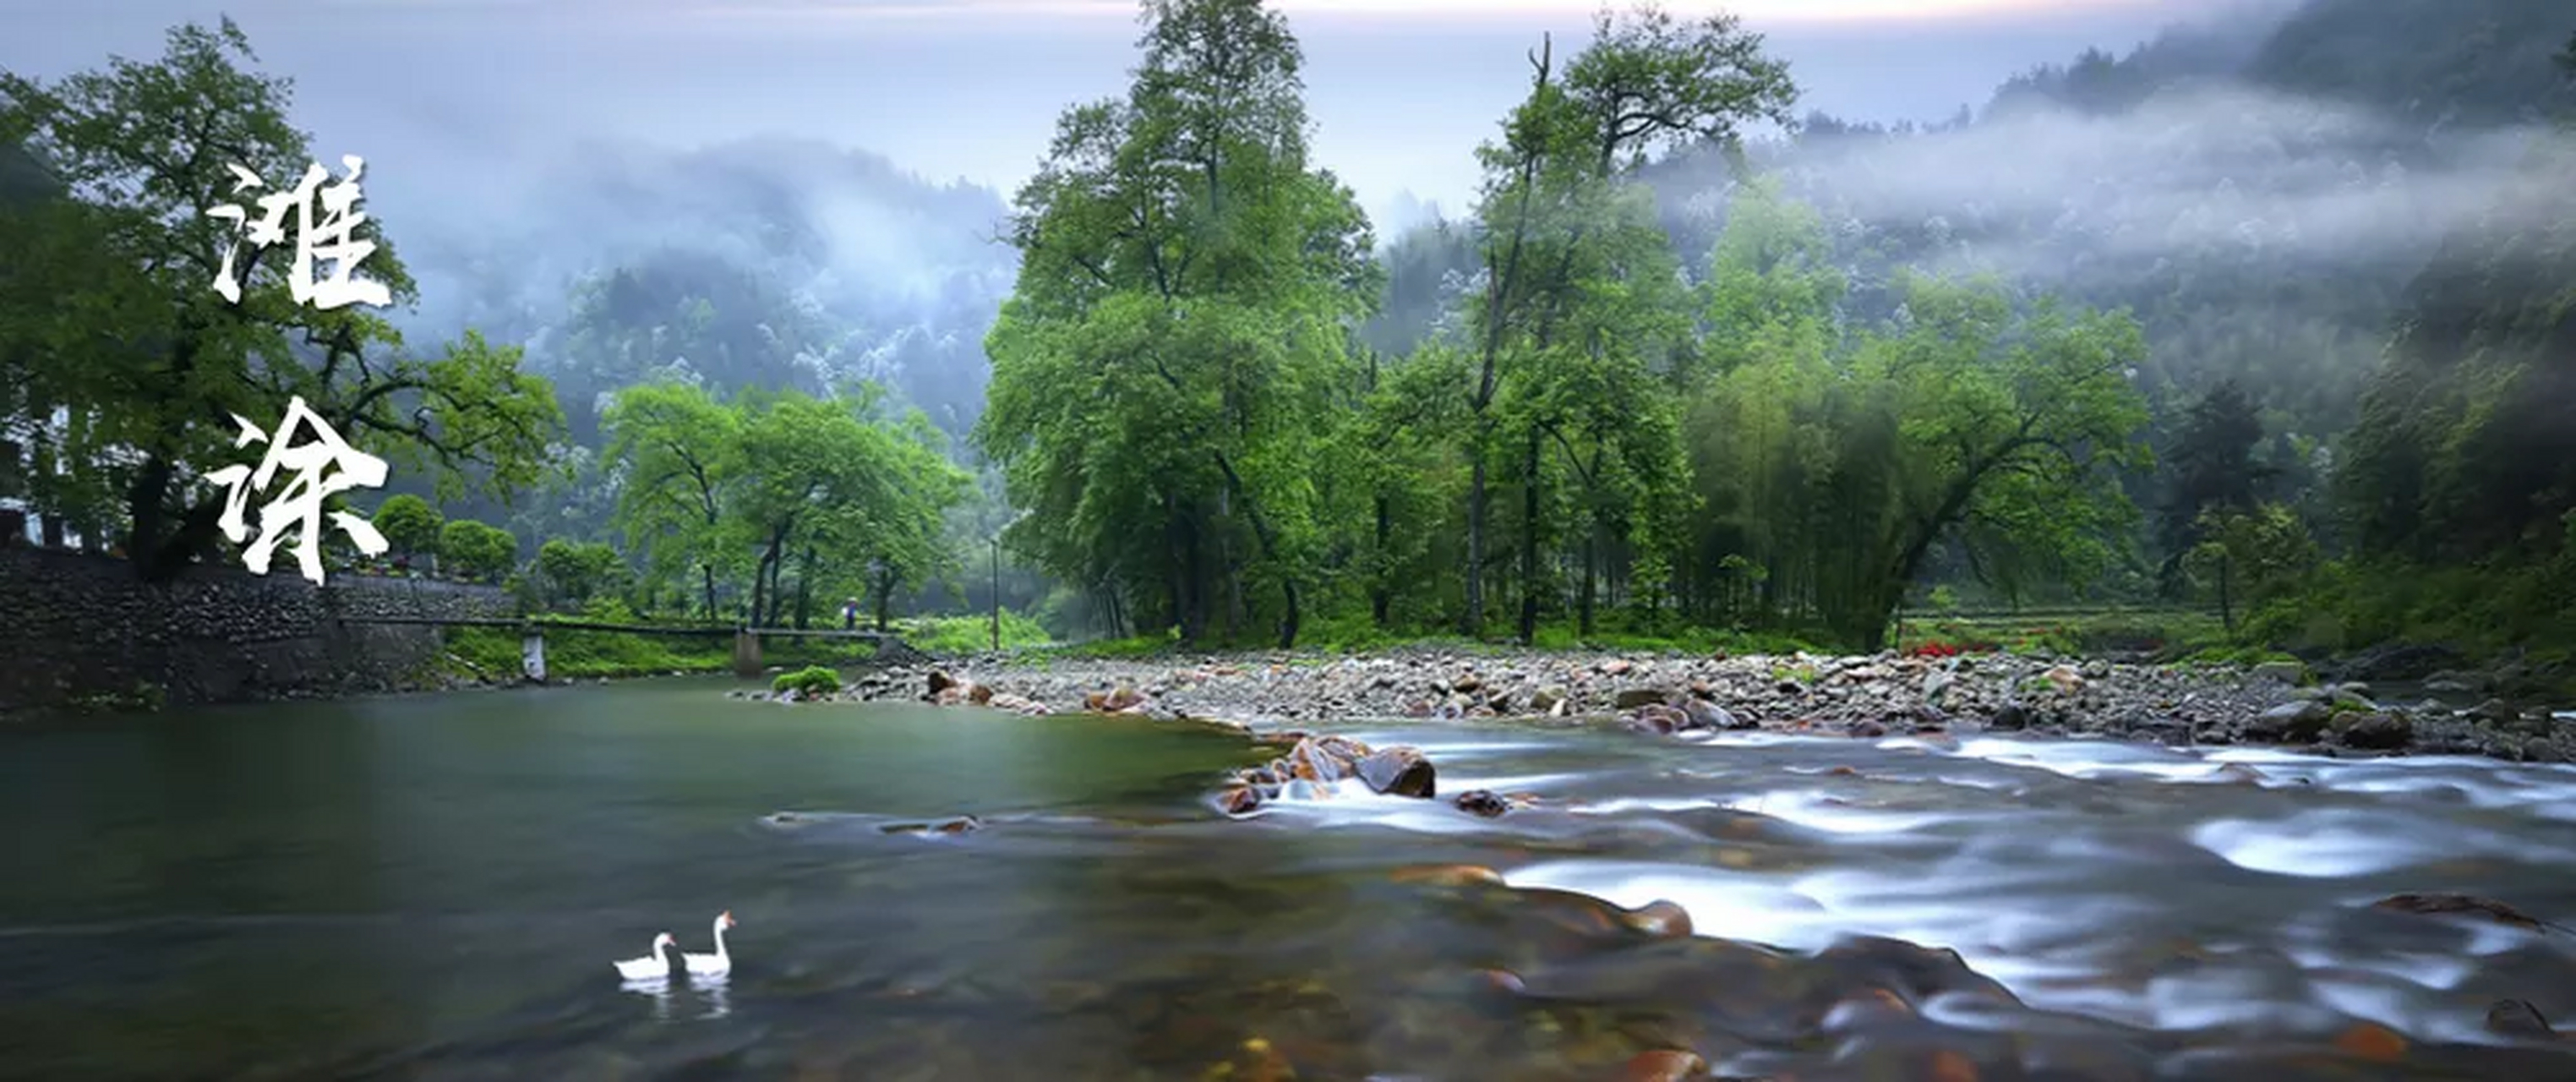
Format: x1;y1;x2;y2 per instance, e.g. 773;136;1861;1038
1622;1049;1706;1081
2486;999;2555;1038
2330;710;2412;751
1681;698;1744;730
2246;699;2330;742
1614;687;1671;710
2250;659;2306;685
1355;746;1436;798
1988;700;2033;731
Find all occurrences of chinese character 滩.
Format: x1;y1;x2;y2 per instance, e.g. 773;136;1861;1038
205;155;392;310
205;396;390;586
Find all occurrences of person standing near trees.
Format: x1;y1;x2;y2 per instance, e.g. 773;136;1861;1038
841;597;860;631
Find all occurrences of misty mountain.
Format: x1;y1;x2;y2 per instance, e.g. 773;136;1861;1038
1659;0;2573;450
379;134;1017;442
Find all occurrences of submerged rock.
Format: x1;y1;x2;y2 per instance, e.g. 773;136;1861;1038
2487;999;2557;1039
2370;892;2562;932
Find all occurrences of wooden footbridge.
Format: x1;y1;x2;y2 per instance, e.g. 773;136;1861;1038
336;615;916;682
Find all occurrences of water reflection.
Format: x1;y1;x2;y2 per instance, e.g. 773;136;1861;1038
620;977;675;1021
3;684;2573;1079
692;975;731;1020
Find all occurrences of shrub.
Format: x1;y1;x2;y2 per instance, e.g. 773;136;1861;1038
772;665;842;697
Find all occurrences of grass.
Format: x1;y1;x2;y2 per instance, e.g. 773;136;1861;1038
1893;609;2233;661
1006;615;1826;664
439;625;878;681
897;609;1054;654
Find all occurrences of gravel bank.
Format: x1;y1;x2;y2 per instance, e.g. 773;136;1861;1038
756;647;2576;763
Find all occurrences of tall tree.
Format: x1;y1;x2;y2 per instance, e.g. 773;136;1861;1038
1452;3;1794;641
975;0;1378;648
2157;379;2270;587
603;378;742;620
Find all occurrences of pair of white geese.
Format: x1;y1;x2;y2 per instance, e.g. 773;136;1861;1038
613;910;736;982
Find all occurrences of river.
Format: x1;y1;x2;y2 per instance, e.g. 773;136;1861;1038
2;678;2573;1080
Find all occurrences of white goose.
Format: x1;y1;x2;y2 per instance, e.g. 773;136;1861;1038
683;910;736;979
613;932;676;981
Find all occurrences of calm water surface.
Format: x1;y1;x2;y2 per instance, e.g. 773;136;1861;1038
3;678;2574;1081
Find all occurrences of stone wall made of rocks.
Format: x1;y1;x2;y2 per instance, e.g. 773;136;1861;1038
0;546;513;714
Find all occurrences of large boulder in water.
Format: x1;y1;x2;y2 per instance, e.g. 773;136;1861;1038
1355;746;1436;798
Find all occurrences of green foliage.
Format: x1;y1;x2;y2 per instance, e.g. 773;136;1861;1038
1680;181;2155;648
771;665;843;697
902;609;1053;655
2158;380;2269;572
372;495;444;560
440;622;874;681
536;538;625;609
438;519;518;582
974;0;1379;648
0;19;562;580
2308;122;2576;665
1897;609;2229;660
2183;502;2319;630
603;378;971;627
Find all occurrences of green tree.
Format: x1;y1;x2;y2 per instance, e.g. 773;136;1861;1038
853;405;974;631
438;519;518;582
1836;275;2153;646
536;538;625;609
2186;502;2318;632
0;19;562;580
974;0;1378;648
603;379;742;620
372;494;444;570
1450;3;1794;641
2157;379;2270;588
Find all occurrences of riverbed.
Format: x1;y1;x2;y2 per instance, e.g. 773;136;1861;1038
1;678;2572;1080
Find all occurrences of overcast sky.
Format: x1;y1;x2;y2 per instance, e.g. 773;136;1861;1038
2;0;2252;228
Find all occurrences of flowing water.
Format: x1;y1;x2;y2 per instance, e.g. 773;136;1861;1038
3;679;2573;1081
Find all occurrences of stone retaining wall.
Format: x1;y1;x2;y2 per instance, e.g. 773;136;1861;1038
0;546;513;715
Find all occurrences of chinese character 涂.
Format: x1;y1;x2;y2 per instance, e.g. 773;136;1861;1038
206;396;390;586
205;155;392;310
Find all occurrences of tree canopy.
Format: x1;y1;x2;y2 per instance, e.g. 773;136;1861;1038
0;19;563;578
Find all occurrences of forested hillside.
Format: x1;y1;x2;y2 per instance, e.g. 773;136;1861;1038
1353;0;2575;655
3;0;2569;671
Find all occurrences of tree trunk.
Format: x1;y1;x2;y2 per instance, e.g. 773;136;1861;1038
701;563;718;623
1371;493;1392;626
793;544;816;629
750;527;788;627
874;566;895;632
1465;456;1487;638
2218;553;2235;634
1517;429;1542;646
1580;523;1598;637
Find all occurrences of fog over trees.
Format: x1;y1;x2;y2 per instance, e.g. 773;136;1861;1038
4;0;2570;662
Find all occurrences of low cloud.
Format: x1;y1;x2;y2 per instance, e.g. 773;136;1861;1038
1733;83;2568;281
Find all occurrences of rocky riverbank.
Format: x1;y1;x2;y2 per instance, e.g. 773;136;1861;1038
759;647;2576;764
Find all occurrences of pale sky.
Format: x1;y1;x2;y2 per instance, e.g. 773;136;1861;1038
1;0;2243;232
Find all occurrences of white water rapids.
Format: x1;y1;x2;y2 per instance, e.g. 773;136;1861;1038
1241;719;2576;1055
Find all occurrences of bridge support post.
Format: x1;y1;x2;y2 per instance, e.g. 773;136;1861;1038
521;626;547;684
733;628;763;678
